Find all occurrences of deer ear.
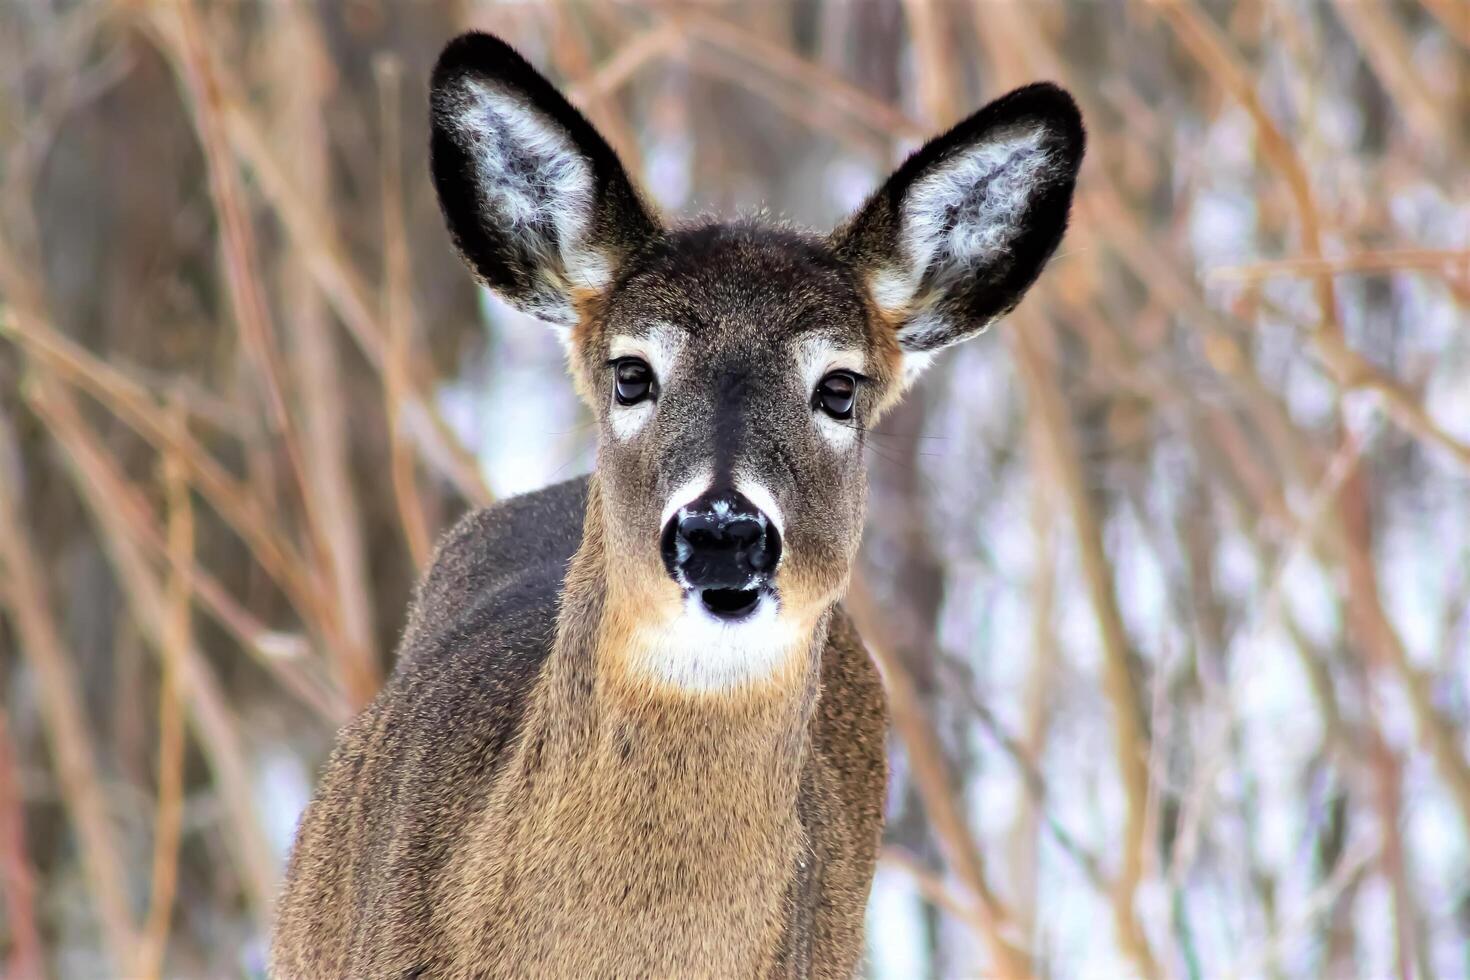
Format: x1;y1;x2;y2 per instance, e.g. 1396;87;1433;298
831;83;1083;379
430;33;659;328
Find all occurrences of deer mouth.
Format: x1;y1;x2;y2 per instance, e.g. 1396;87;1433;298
697;586;766;621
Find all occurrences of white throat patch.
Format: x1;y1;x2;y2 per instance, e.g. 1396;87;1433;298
624;593;809;694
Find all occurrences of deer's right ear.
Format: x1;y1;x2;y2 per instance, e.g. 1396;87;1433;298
430;33;659;328
831;83;1084;382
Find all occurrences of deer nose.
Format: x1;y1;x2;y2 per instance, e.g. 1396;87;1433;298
661;492;782;590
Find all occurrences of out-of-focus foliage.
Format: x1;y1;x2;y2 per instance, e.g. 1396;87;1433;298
1;1;1467;977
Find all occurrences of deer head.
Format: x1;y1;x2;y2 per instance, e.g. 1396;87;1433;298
429;33;1083;695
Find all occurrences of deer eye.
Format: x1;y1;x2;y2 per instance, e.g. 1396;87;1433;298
612;357;656;405
813;371;856;420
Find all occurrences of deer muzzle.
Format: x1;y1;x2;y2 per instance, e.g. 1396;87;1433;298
660;490;782;620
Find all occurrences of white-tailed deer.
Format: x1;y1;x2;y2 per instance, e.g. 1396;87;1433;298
272;31;1082;978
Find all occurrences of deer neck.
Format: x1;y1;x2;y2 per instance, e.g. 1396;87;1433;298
530;474;824;820
473;475;826;962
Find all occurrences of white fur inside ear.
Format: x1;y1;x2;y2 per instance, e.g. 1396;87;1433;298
899;348;938;387
449;78;611;323
891;310;955;362
874;125;1056;323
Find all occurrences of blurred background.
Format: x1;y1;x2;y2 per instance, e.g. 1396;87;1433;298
1;1;1467;977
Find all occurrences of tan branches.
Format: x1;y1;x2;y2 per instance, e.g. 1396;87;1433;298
1146;0;1340;335
133;444;193;980
375;53;434;571
847;578;1034;980
1207;249;1470;285
1010;318;1159;980
0;714;48;980
24;378;279;928
0;411;137;970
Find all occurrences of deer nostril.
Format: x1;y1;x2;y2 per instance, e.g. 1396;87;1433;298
749;520;782;573
678;515;722;549
724;517;763;549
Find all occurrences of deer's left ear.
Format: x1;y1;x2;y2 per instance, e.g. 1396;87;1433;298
430;33;659;328
831;83;1083;377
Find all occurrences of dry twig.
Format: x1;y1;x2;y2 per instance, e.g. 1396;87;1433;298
0;411;137;970
133;443;193;980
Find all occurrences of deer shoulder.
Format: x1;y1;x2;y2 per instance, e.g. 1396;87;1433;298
271;479;585;976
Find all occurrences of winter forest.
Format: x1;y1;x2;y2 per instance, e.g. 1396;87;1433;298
1;1;1468;976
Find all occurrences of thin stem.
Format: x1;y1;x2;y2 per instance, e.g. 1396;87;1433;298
134;443;193;980
0;410;136;970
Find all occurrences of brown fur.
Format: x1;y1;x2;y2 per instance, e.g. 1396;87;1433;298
272;477;887;978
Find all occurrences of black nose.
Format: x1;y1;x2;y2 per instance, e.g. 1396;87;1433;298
661;492;782;590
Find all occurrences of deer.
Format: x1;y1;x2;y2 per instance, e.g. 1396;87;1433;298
271;30;1082;979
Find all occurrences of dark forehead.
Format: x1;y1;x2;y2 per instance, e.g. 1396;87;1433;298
605;223;870;344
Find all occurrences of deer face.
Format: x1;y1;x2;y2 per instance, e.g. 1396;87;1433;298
430;34;1082;691
587;228;880;639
